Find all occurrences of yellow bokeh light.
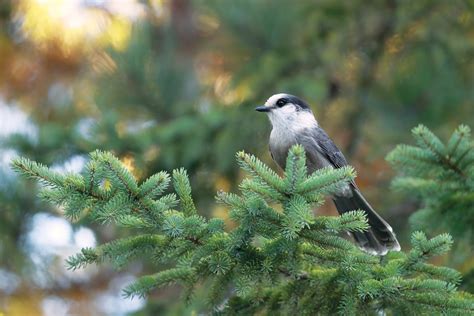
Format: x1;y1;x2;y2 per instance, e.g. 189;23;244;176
17;0;139;56
121;155;136;174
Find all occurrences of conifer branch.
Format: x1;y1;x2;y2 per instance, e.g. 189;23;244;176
412;125;466;178
283;144;307;194
12;146;474;315
173;168;197;216
139;171;170;199
387;124;474;247
297;166;356;196
11;157;66;188
236;151;286;194
123;267;195;298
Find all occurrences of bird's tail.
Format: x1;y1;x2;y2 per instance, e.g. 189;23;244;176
333;187;400;256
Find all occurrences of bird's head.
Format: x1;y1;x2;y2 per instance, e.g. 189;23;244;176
255;93;315;129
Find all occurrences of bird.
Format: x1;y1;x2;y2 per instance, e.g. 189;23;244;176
255;93;400;255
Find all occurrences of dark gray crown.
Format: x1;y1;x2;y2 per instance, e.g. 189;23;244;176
276;94;311;111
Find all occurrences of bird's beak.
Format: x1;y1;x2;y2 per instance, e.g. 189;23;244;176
255;105;271;112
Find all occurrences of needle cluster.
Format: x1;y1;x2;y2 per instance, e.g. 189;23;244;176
12;145;474;315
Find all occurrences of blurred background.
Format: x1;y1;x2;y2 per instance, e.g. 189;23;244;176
0;0;473;315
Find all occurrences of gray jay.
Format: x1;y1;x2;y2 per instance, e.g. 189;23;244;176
256;93;400;255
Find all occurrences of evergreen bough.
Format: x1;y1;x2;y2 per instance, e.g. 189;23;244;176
387;124;474;243
387;124;474;293
12;145;474;315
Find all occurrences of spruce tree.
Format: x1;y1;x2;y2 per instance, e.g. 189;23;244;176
12;145;474;315
387;124;474;292
387;124;473;242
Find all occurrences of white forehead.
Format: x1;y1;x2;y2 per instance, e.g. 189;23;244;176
265;93;290;106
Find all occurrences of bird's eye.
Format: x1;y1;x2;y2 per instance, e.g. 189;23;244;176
276;98;287;107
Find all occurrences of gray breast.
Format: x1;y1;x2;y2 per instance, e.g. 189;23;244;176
295;129;333;172
270;127;330;170
269;126;352;197
269;128;297;169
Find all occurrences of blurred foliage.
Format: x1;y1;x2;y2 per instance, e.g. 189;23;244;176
1;0;474;314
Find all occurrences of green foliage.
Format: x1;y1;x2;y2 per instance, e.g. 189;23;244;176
173;168;197;217
387;125;474;243
13;146;474;315
3;1;474;313
387;124;474;293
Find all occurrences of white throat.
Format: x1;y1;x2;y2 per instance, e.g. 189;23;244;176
268;109;318;133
